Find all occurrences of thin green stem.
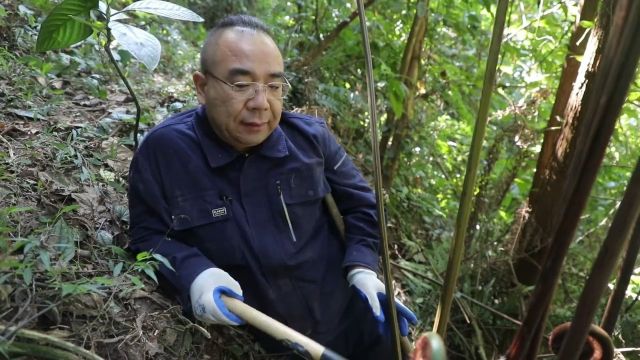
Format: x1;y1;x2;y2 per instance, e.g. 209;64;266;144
103;27;142;150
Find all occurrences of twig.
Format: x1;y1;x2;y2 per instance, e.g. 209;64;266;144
0;325;104;360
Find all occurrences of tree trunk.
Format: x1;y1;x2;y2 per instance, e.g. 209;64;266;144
379;1;429;188
505;0;640;357
510;0;600;286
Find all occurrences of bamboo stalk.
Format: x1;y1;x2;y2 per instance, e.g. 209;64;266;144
432;0;510;338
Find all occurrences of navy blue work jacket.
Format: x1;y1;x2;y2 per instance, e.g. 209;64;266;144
128;106;380;341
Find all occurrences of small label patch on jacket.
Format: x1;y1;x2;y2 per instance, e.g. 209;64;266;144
211;207;227;218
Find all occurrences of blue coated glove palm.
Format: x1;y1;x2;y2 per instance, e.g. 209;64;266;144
347;268;418;337
189;267;245;325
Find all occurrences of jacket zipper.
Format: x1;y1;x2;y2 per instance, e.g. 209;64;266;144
276;181;297;242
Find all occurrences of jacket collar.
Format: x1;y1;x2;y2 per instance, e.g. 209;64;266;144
194;106;289;168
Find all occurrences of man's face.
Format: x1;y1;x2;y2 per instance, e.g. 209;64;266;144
194;28;285;152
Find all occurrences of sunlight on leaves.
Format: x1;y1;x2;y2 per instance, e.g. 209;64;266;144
120;0;204;22
108;21;161;70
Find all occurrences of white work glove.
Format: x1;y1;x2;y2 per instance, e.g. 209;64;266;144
347;267;418;336
189;267;245;325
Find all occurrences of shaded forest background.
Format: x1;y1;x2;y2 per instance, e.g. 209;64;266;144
1;0;639;359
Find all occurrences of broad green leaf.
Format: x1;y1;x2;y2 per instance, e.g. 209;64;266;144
36;0;99;52
120;0;203;22
152;253;175;272
143;266;158;283
108;21;161;70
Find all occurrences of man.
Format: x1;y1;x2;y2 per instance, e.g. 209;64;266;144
128;14;417;359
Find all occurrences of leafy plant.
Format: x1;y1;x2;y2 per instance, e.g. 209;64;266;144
35;0;204;148
133;250;174;283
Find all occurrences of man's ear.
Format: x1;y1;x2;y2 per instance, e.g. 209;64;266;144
193;71;207;104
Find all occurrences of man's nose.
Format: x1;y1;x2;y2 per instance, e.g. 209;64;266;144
247;85;269;109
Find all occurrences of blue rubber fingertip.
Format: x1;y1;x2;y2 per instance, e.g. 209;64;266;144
399;317;409;337
213;286;245;325
395;300;419;324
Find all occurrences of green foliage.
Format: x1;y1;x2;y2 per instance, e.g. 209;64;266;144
133;251;175;283
35;0;99;51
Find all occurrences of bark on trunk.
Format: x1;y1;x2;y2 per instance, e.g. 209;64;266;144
505;0;640;357
510;0;600;286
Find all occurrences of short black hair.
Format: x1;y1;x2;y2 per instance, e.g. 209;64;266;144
200;15;273;73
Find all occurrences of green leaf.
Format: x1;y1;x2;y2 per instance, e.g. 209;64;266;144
113;262;123;277
22;267;33;285
120;0;203;22
57;204;80;217
108;21;161;70
142;266;158;283
36;0;99;52
388;80;406;119
108;245;130;258
152;253;175;272
51;218;79;265
136;251;152;262
128;274;144;288
579;20;594;29
61;282;80;297
6;206;34;215
38;250;51;270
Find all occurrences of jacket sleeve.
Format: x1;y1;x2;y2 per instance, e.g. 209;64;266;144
127;133;215;308
317;121;380;272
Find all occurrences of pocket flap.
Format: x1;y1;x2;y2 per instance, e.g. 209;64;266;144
171;192;231;230
279;168;330;204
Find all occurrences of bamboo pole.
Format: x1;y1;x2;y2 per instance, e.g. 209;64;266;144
432;0;510;338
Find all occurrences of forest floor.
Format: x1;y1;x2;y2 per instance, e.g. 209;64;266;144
0;2;279;359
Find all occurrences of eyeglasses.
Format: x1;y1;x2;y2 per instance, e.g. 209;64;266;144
205;71;291;100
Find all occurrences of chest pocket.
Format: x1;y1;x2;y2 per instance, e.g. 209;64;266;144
171;192;231;230
275;166;331;246
170;191;244;265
